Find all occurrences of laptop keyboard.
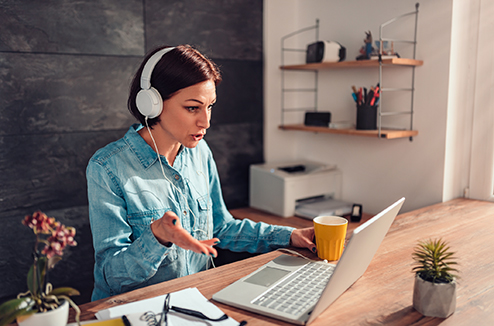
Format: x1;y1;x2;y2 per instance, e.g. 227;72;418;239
252;262;335;316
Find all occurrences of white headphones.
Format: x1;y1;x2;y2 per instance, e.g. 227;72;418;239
136;47;175;119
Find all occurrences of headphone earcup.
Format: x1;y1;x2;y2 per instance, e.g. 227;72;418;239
136;87;163;119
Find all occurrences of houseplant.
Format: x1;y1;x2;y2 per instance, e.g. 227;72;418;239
0;211;81;326
412;238;459;318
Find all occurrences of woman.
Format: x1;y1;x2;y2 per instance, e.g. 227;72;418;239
87;45;315;301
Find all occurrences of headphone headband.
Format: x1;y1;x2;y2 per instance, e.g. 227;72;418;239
140;47;175;90
136;46;175;119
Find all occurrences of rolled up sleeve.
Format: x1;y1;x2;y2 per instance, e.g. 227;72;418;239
87;159;171;299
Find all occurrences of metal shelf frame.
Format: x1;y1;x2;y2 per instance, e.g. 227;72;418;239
279;3;420;141
377;3;420;140
280;19;320;126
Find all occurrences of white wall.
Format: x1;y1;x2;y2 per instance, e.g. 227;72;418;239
264;0;454;214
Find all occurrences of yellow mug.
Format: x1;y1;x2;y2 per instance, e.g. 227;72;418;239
313;216;348;261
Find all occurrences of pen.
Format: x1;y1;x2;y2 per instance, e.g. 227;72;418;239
370;86;380;106
351;86;358;103
122;315;131;326
367;90;374;105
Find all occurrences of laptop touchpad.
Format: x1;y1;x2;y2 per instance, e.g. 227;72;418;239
244;267;290;287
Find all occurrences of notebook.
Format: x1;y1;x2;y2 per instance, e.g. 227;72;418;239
212;197;405;325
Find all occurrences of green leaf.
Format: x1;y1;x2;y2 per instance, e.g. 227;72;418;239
0;297;35;326
412;238;459;283
27;257;48;296
49;287;80;297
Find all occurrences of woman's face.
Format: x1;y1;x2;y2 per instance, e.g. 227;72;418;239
157;79;216;148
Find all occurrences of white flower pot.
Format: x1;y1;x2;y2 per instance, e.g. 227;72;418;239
17;300;69;326
412;274;456;318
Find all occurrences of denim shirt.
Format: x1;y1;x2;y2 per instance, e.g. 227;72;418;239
87;124;294;301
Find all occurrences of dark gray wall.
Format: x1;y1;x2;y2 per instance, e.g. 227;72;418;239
0;0;263;304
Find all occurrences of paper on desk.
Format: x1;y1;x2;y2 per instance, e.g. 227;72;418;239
95;287;239;326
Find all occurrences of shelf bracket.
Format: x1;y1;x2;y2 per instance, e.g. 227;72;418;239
378;3;420;141
280;19;319;126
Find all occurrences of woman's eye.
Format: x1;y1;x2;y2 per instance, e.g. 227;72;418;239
186;106;199;112
208;103;215;111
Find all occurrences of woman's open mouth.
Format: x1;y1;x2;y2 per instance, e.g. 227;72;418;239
192;133;204;141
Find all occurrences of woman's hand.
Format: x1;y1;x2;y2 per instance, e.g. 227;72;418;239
290;227;317;253
150;210;219;257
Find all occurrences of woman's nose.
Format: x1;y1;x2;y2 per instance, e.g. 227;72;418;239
197;109;210;129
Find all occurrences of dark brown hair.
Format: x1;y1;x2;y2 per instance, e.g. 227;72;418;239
127;45;222;126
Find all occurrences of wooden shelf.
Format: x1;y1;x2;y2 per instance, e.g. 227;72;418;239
279;124;418;139
281;58;423;70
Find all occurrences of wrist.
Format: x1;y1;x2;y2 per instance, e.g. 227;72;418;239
150;219;172;247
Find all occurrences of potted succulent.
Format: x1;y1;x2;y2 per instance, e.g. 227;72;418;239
0;211;81;326
412;238;459;318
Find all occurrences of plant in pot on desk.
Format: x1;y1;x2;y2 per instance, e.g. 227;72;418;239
0;211;81;326
412;238;459;318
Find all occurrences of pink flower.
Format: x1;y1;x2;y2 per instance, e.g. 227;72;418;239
64;227;77;247
23;211;77;259
42;240;64;258
22;211;58;234
41;224;78;258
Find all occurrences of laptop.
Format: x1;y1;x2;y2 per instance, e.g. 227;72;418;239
213;197;405;325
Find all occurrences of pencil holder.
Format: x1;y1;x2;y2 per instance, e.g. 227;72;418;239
356;104;377;130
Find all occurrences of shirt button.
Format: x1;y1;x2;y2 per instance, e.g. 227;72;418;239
183;210;187;216
175;175;180;180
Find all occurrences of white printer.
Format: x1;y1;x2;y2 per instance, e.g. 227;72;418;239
249;160;344;218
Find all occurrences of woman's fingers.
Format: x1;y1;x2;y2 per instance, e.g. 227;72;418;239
290;227;317;253
200;238;220;246
171;227;216;256
199;238;220;257
151;211;219;256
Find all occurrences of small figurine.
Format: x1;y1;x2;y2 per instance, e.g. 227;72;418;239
356;31;374;60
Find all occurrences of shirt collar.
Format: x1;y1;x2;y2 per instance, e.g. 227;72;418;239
124;124;185;169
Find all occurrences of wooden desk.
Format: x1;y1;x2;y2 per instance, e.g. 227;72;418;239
69;198;494;325
229;206;373;231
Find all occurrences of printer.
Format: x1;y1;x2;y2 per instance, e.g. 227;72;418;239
250;160;346;218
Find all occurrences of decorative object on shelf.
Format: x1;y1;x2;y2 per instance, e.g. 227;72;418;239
353;83;380;130
0;211;81;326
306;41;346;63
412;238;459;318
356;31;374;60
370;40;400;60
356;104;377;130
304;111;331;127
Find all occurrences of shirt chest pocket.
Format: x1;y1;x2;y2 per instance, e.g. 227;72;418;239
190;195;212;240
127;211;158;239
197;195;209;212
